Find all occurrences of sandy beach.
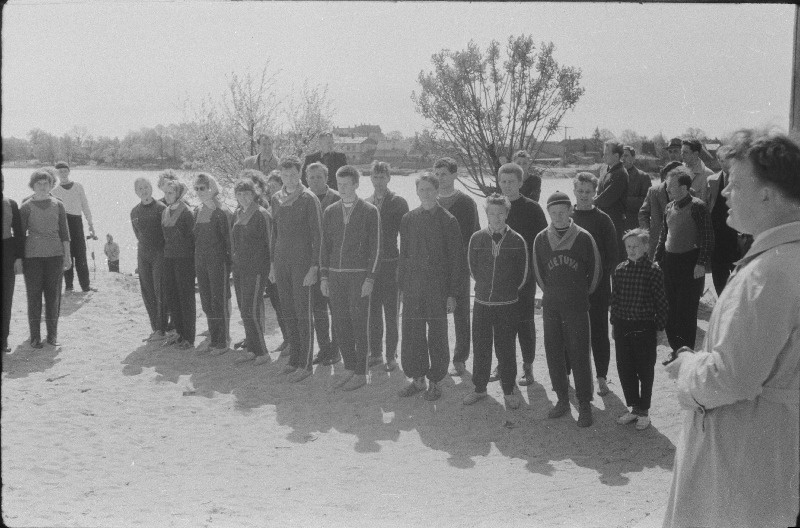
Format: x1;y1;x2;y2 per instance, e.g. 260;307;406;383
0;267;713;527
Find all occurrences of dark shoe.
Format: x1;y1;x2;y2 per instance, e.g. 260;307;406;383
384;359;398;372
46;336;60;347
596;377;610;396
290;368;313;383
322;351;341;366
64;287;74;293
504;389;521;410
423;382;442;401
488;366;500;382
398;378;426;397
341;374;366;391
450;361;466;376
233;339;247;350
81;287;98;293
278;344;292;358
30;337;43;349
312;352;326;365
518;363;534;386
577;402;593;428
547;399;570;419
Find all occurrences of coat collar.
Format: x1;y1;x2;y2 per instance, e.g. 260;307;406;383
736;221;800;267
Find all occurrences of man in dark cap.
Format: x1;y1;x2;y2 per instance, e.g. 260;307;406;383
665;138;683;162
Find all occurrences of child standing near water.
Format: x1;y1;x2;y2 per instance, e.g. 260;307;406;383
104;234;120;272
610;228;669;430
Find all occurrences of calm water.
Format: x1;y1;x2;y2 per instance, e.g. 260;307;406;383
2;167;570;274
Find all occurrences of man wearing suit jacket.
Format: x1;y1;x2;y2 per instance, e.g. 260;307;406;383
594;140;629;263
639;161;682;259
302;132;348;191
622;146;652;231
705;146;741;294
244;135;279;175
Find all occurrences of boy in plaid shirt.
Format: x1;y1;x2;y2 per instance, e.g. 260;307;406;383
610;228;668;430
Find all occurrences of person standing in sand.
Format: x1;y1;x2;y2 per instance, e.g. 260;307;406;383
230;178;272;366
20;169;72;349
269;156;324;383
595;141;629;263
50;162;96;293
365;161;409;372
397;173;462;402
130;177;167;343
320;165;380;391
2;175;25;352
662;129;800;528
161;180;196;350
103;234;120;273
192;173;233;356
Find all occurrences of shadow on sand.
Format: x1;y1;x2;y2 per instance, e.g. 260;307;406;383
120;335;675;485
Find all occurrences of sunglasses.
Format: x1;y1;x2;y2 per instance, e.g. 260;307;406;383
194;185;207;191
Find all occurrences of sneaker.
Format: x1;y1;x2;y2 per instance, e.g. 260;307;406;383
176;339;194;350
281;365;297;375
278;344;292;358
291;368;313;383
384;359;398;372
635;415;651;430
45;336;61;347
518;363;534;386
341;374;367;391
597;377;610;396
488;366;500;382
334;370;355;388
462;391;487;405
81;287;98;293
504;391;521;410
64;287;74;293
234;351;256;364
398;378;426;398
233;339;247;350
210;346;228;356
547;399;570;419
423;382;442;401
368;356;383;367
450;361;466;376
617;411;638;425
254;354;271;366
322;351;341;366
144;330;165;342
577;402;593;427
30;337;43;349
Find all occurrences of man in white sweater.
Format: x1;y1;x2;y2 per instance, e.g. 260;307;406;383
51;162;96;292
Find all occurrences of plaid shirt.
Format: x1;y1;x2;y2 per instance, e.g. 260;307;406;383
610;256;669;330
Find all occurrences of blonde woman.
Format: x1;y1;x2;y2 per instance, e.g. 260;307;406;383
161;180;195;349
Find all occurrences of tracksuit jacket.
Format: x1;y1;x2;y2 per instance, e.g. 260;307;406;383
468;227;528;306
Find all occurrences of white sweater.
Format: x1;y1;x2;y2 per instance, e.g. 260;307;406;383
51;181;93;225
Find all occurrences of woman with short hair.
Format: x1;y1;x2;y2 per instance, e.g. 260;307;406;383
131;177;168;342
230;177;271;364
161;180;196;349
20;169;72;348
193;173;232;355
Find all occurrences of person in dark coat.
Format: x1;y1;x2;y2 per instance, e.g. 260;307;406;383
2;175;25;352
705;146;742;294
302;132;347;191
622;146;652;231
639;161;682;259
513;150;542;203
595;140;629;263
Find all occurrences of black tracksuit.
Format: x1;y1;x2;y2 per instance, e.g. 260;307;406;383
162;202;196;345
2;197;24;350
366;190;409;363
194;204;232;349
132;200;167;334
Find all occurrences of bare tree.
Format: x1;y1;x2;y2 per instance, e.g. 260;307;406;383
280;81;335;157
413;35;584;195
684;127;708;140
224;65;281;157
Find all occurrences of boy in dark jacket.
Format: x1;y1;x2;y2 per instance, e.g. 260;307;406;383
398;173;463;402
533;191;602;427
320;166;380;392
463;194;528;409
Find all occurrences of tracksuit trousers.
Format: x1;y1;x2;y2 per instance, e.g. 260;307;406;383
662;249;704;351
312;280;336;358
588;275;611;379
401;292;449;383
472;302;519;395
23;256;63;341
64;214;90;291
138;248;166;334
516;288;537;365
196;254;230;349
369;260;400;363
265;282;288;341
451;276;471;364
275;261;314;371
235;271;268;357
543;306;594;403
613;319;657;413
328;272;370;375
164;257;196;345
2;241;17;349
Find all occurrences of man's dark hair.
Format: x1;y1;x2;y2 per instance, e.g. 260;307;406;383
371;160;390;175
660;161;683;182
336;165;360;185
667;166;693;190
416;172;440;190
433;157;458;174
278;155;302;172
681;138;703;153
723;128;800;202
497;163;524;182
605;140;624;158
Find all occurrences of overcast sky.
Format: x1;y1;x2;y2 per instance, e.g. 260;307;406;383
2;1;794;142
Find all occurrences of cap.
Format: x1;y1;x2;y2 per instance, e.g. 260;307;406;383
54;161;70;170
546;191;572;209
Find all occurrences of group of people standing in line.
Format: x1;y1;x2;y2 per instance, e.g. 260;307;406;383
2;127;798;528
